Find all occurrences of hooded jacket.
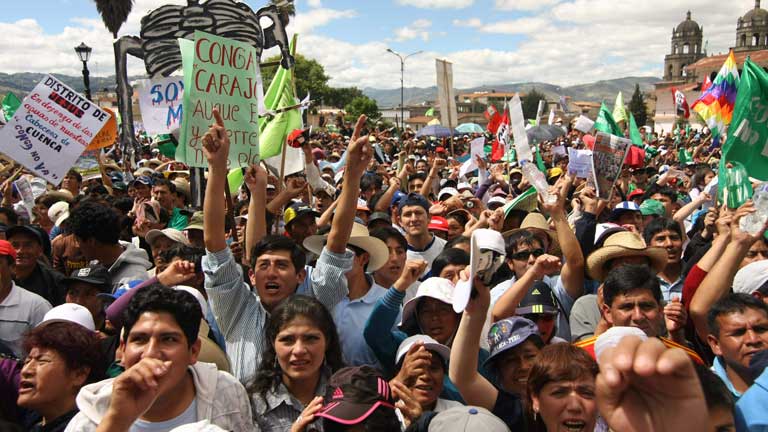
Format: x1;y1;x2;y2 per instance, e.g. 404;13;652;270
106;241;152;291
64;362;256;432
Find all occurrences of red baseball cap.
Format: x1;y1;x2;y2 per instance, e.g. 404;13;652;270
0;240;17;261
628;189;645;200
436;146;447;154
429;216;449;232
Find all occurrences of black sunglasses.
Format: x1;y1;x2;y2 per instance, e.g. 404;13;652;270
511;249;545;261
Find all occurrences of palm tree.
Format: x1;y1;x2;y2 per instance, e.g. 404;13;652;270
93;0;134;38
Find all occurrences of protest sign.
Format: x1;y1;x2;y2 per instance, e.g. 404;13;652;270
0;75;109;184
459;137;486;177
574;115;594;133
567;148;593;178
591;132;631;200
138;76;185;135
87;108;117;150
178;31;263;168
436;59;458;128
14;177;34;219
510;94;533;163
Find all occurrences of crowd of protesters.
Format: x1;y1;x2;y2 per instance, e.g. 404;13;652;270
0;108;765;432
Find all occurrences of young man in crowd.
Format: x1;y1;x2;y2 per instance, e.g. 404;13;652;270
7;225;67;306
400;193;446;275
151;178;188;230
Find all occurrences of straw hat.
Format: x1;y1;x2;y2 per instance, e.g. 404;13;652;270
586;231;667;282
303;223;389;271
502;212;560;256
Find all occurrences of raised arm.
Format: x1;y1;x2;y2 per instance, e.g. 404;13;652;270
449;273;499;410
244;164;268;263
202;108;229;253
542;175;585;299
491;254;561;322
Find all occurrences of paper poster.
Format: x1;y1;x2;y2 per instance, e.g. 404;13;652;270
574;115;595;133
567;148;593;178
592;132;631;200
178;31;263;168
552;145;566;156
14;177;34;219
138;76;185;135
509;94;533;162
88;107;117;150
459;137;486;177
0;75;109;184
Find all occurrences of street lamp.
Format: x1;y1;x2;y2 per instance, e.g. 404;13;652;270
386;48;422;133
74;42;92;101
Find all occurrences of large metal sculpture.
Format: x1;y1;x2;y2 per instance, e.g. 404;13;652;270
107;0;294;166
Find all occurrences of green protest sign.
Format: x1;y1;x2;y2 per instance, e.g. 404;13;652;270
178;31;263;168
723;59;768;181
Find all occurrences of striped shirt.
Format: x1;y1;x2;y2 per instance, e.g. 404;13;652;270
203;247;353;383
251;371;329;432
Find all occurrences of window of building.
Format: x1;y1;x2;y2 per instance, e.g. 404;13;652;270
742;34;748;46
754;34;761;46
683;43;690;54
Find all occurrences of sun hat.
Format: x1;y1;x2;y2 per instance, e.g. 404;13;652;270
315;366;396;426
399;277;456;332
47;201;70;227
39;303;95;331
586;231;667;282
640;199;665;217
304;222;389;271
396;334;451;367
733;260;768;295
502;212;560;255
428;406;510;432
516;280;558;315
484;317;542;367
146;228;192;248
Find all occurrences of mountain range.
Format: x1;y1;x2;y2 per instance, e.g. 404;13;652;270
0;72;661;108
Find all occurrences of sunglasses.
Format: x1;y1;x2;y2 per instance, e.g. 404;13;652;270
511;249;545;261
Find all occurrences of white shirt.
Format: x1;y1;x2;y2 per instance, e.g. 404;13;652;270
0;282;51;357
406;235;447;276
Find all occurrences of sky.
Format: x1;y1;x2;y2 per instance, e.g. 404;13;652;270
0;0;759;92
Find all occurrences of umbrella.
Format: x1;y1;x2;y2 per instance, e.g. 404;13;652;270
526;125;566;144
456;123;484;134
416;125;458;138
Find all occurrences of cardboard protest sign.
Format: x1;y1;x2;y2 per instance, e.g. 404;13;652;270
178;31;263;168
87;108;117;150
591;132;631;200
567;148;593;178
138;76;184;135
0;75;109;184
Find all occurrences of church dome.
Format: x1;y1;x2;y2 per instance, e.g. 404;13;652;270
743;0;768;22
676;11;701;34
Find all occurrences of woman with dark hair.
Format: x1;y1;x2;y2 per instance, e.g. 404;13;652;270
248;295;344;432
17;320;104;432
689;167;715;202
526;343;600;432
430;248;469;284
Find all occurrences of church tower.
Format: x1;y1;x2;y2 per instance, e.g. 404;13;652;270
735;0;768;52
663;11;705;81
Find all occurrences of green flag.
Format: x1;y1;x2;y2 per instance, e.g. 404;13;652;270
259;38;301;160
227;167;244;195
595;102;622;136
2;93;21;121
534;144;546;171
425;107;434;117
722;58;768;182
678;147;692;165
612;92;627;124
628;112;643;147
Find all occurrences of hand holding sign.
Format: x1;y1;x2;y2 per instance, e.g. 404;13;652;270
202;108;229;169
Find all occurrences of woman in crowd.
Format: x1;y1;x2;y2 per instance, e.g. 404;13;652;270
430;248;469;284
526;343;600;432
394;335;463;413
248;295;344;432
17;320;104;432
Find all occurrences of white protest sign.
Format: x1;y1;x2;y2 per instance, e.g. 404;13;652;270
509;95;533;162
567;148;593;178
13;177;34;219
574;115;595;133
552;145;566;156
459;137;486;178
137;76;184;135
0;75;108;184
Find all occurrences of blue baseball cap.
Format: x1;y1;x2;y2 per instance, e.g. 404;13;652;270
391;190;406;207
397;192;430;214
131;175;153;186
484;317;542;367
609;201;641;221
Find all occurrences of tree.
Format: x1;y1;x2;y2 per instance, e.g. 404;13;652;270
628;83;648;126
325;87;365;109
345;96;380;121
261;53;330;102
521;88;548;121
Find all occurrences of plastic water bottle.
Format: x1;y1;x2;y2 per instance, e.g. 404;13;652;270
521;161;556;204
740;183;768;235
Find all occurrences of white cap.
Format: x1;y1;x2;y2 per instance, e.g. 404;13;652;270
438;187;459;200
396;334;451;366
457;182;472;191
733;260;768;295
47;201;70;226
40;303;96;331
594;326;647;364
487;196;506;207
453;229;505;313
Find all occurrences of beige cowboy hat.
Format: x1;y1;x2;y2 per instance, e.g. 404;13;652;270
303;222;389;271
586;231;667;282
502;212;561;256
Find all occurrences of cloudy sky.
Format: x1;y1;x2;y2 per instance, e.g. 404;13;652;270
0;0;758;90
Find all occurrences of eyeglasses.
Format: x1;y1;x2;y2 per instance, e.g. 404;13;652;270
511;249;545;261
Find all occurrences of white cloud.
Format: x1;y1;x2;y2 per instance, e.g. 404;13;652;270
495;0;562;11
291;7;357;34
481;17;549;34
394;19;432;42
452;17;483;28
307;0;322;7
396;0;474;9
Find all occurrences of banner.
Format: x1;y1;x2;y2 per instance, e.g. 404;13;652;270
0;75;108;184
137;76;185;135
178;31;264;168
591;132;631;200
567;148;593;178
436;59;458;128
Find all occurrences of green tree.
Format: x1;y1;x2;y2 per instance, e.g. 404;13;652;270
344;96;380;121
325;87;365;109
521;88;547;121
261;53;330;102
628;83;648;127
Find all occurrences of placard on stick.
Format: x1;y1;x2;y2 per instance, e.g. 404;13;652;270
592;132;631;200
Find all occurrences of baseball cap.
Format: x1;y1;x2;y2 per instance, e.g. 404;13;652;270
397;193;430;214
733;260;768;295
516;280;558;315
6;225;45;246
428;216;449;232
63;264;111;293
457;182;473;192
396;334;450;367
640;199;665;217
316;366;396;425
627;188;645;200
185;211;204;231
39;303;96;331
368;212;392;226
284;202;320;226
609;201;641;221
484;317;542;367
428;406;509;432
438;187;459;201
0;240;16;260
146;228;192;248
487;196;506;210
132;175;153;186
